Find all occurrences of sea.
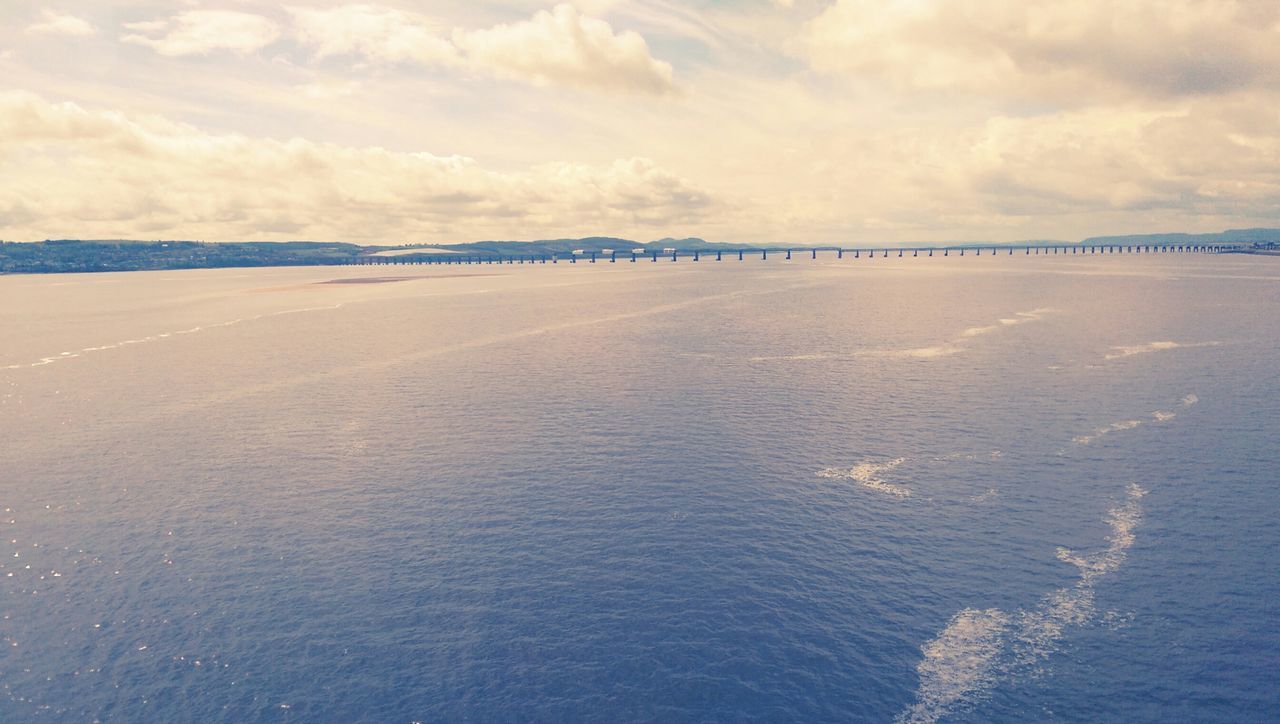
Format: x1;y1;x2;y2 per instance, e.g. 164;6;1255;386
1;253;1277;722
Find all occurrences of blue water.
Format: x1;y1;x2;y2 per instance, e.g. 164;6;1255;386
1;256;1277;721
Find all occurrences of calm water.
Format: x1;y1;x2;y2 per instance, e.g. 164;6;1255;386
2;255;1277;722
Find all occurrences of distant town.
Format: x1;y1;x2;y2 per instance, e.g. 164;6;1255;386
2;231;1278;274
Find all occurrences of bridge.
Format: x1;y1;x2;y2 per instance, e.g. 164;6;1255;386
350;243;1247;266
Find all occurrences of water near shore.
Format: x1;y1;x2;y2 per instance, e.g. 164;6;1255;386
2;256;1277;721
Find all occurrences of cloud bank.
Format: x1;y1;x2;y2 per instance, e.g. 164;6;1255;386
2;1;1279;243
0;92;712;242
803;0;1280;102
123;3;675;95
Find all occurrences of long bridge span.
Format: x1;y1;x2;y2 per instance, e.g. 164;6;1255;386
350;243;1247;266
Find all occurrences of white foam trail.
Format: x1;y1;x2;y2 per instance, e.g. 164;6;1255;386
900;485;1146;722
1105;341;1222;360
749;345;961;362
897;609;1011;724
817;457;911;498
748;353;843;362
1073;394;1198;443
960;307;1057;338
970;488;999;502
1072;420;1142;445
1013;485;1145;665
862;345;962;359
1;305;345;372
936;450;1003;463
752;308;1055;363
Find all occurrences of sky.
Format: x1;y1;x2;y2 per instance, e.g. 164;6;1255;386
1;0;1278;245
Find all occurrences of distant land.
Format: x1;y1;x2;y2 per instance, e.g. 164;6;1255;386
2;229;1279;274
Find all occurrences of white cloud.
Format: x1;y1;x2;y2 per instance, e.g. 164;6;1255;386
453;3;675;94
289;4;460;67
861;97;1278;235
121;10;280;56
802;0;1280;103
26;10;97;37
285;3;674;94
0;92;714;242
124;4;676;94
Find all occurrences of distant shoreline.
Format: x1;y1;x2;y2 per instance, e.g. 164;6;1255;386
2;232;1277;275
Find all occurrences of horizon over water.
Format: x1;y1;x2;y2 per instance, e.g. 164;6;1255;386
2;255;1278;721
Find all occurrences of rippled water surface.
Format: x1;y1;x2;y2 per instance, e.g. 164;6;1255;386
2;256;1278;721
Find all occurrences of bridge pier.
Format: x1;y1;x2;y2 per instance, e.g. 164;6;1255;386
786;249;792;260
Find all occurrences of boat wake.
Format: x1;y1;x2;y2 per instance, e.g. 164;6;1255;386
898;484;1147;723
1071;393;1199;445
1104;340;1222;360
1;304;346;371
817;458;911;498
751;308;1057;363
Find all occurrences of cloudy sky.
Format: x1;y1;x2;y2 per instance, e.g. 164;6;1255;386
2;1;1278;244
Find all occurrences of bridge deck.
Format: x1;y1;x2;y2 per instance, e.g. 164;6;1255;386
349;243;1246;265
